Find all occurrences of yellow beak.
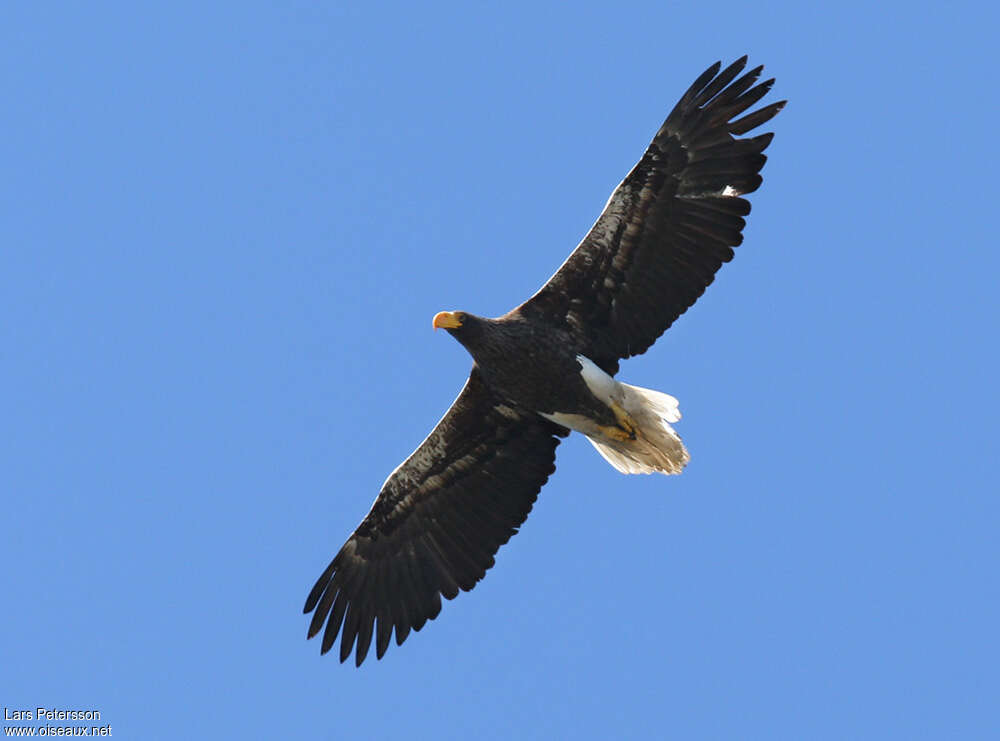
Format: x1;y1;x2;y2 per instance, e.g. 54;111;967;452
432;311;463;330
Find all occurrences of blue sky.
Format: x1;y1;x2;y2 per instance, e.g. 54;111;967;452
2;1;997;738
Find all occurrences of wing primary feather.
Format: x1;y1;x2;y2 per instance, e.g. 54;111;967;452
378;561;409;657
389;560;417;653
688;195;752;215
338;602;359;663
666;60;723;124
426;520;478;590
353;607;375;667
688;134;772;164
395;621;411;646
713;77;773;124
691;56;749;108
682;60;724;104
421;591;443;627
303;559;335;614
729;100;786;135
320;590;347;654
420;531;463;599
376;612;393;661
307;583;335;640
325;556;371;656
411;540;447;617
433;501;494;567
367;559;392;661
307;555;347;639
706;65;763;113
683;153;767;182
397;546;430;632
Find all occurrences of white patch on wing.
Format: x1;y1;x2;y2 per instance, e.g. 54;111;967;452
575;355;618;406
536;356;618;437
721;185;740;197
539;410;604;437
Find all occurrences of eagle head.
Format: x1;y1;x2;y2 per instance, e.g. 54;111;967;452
432;311;492;354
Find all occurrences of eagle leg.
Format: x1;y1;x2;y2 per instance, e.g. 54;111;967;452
599;402;637;441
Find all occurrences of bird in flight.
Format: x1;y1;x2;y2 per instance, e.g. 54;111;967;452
305;56;785;666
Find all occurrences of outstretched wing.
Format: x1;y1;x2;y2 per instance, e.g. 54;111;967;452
517;57;785;374
304;368;567;666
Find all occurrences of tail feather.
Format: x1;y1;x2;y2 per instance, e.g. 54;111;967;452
587;384;690;475
622;383;682;424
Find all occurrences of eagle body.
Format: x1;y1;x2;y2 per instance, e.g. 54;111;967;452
305;57;785;666
442;312;618;427
440;311;689;474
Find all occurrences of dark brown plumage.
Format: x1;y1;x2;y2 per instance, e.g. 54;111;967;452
304;56;785;666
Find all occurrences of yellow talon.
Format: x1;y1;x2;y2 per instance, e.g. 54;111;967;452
597;424;633;442
596;403;637;442
611;402;637;440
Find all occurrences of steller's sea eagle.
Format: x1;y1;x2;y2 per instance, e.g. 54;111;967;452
305;56;785;666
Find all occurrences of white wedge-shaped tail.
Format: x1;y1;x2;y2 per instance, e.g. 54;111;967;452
585;382;690;475
539;355;691;475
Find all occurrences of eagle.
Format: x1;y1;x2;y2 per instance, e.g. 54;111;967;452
305;57;784;665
